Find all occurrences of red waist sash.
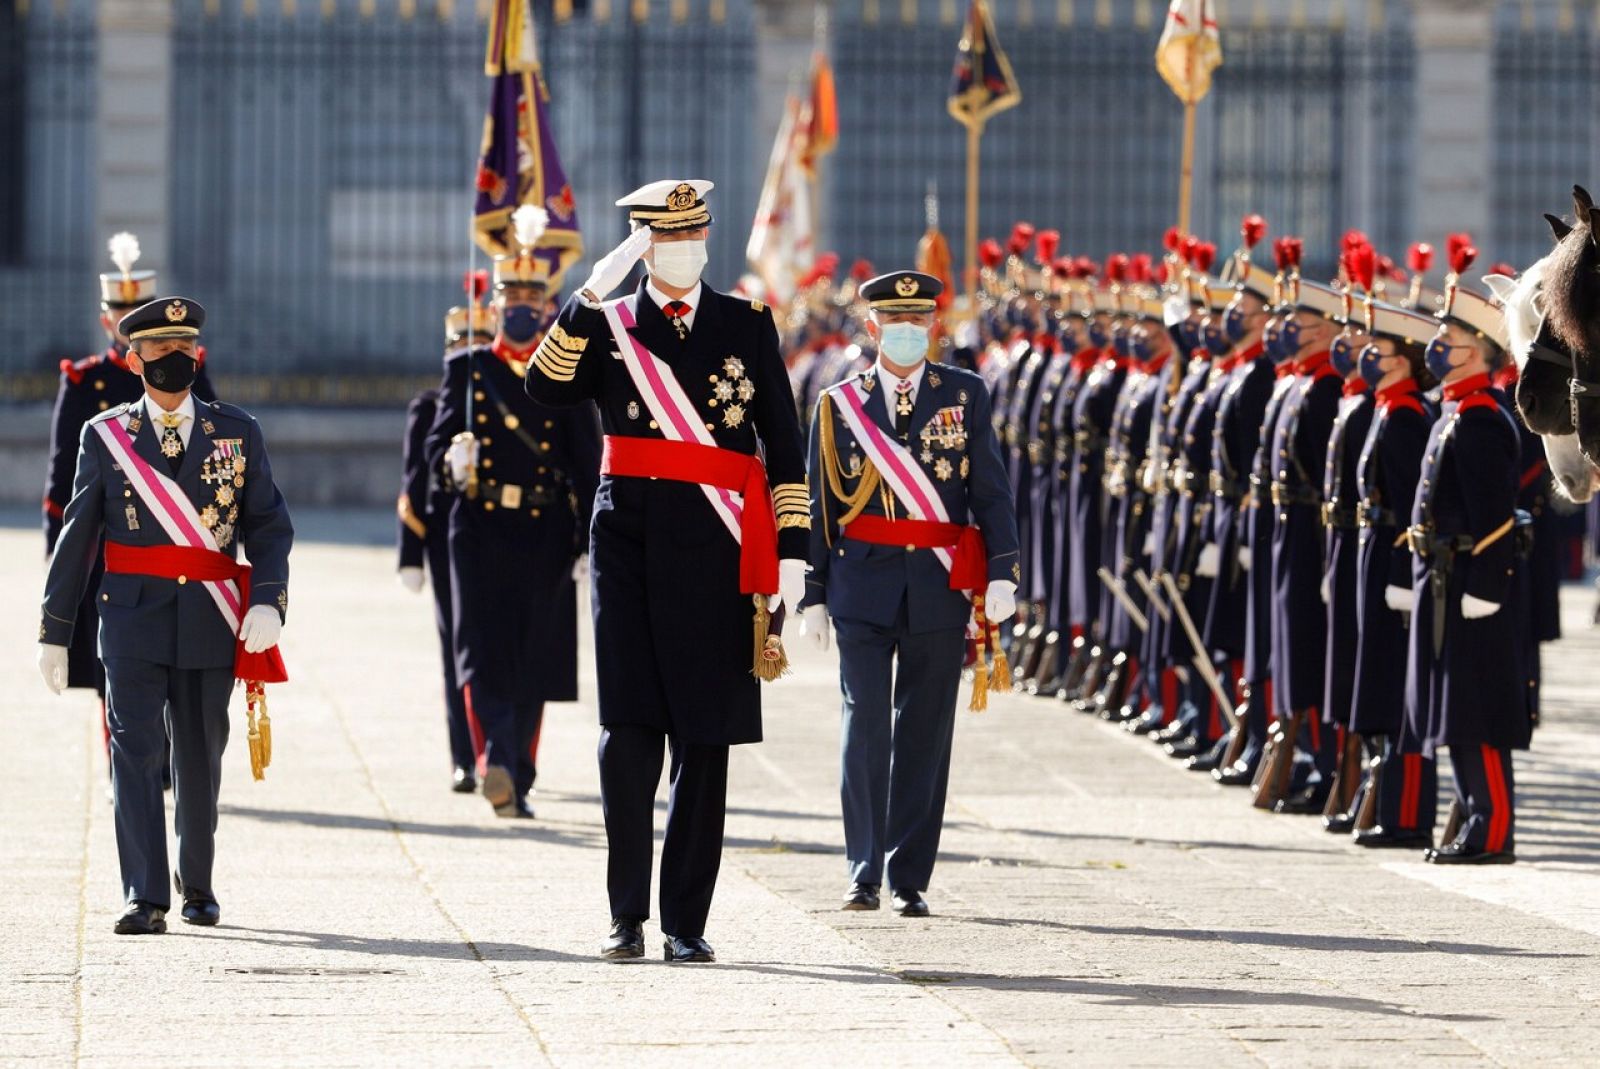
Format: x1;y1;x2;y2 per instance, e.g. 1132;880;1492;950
103;542;287;683
841;515;987;591
600;435;778;595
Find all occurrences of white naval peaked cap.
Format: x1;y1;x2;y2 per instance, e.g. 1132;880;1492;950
616;179;715;231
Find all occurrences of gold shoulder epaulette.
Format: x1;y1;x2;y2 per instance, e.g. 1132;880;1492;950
751;298;766;314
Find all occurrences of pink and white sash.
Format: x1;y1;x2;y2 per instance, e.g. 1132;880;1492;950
93;413;244;633
602;297;743;544
830;378;958;575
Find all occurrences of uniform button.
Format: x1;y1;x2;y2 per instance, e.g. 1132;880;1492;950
838;548;845;556
484;501;496;511
482;458;492;468
102;594;109;602
482;437;492;446
124;489;132;498
539;442;550;452
708;399;718;407
531;508;541;517
98;401;108;411
538;466;547;474
178;575;187;585
474;391;485;401
476;414;487;424
906;544;916;553
544;420;553;429
649;420;659;429
95;380;105;391
706;422;714;431
472;372;481;381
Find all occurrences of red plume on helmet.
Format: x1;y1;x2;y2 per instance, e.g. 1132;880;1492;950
1240;214;1267;250
1445;232;1473;264
1074;256;1097;279
849;258;875;282
464;268;489;304
1007;222;1035;257
1488;261;1517;278
1284;238;1304;268
1051;256;1074;280
1105;253;1130;284
1407;242;1435;274
1191;242;1217;275
1035;228;1060;265
1163;227;1184;253
1128;253;1153;283
978;240;1003;269
1344;241;1377;294
1447;234;1477;276
1153;262;1170;286
1341;229;1370;255
1377;254;1403;282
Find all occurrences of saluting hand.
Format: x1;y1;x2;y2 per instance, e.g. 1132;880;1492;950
580;227;653;305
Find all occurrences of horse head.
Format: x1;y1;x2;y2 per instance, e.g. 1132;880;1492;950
1529;185;1600;497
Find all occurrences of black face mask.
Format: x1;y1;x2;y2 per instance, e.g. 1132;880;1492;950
141;352;199;393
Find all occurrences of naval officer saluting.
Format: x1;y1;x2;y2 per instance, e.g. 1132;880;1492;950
525;180;810;962
38;297;292;934
801;270;1019;917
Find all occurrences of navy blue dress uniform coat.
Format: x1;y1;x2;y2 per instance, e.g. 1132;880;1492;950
524;281;810;747
41;395;292;909
1201;344;1272;655
1102;355;1167;652
1165;357;1231;670
805;361;1019;892
1005;345;1053;593
399;386;476;774
426;344;600;790
1319;381;1375;731
1045;348;1101;636
1404;375;1530;756
1240;366;1300;687
1067;353;1130;633
1267;350;1342;715
1025;351;1073;607
44;347;215;690
1348;381;1433;738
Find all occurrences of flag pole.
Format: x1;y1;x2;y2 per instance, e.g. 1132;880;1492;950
1177;100;1196;235
964;120;981;299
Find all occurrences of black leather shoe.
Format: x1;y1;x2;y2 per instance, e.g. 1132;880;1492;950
1185;749;1224;773
451;767;477;793
482;765;517;816
1128;707;1165;735
890;889;930;917
114;902;167;935
1426;841;1515;865
663;935;716;963
1274;783;1332;815
1151;721;1187;744
601;919;645;960
1214;758;1258;787
1323;811;1357;834
181;899;221;926
841;882;880;911
1353;826;1434;849
1164;735;1203;759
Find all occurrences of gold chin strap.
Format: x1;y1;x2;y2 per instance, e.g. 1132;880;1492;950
1472;516;1515;556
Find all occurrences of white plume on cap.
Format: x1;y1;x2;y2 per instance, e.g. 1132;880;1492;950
108;232;141;278
511;205;549;252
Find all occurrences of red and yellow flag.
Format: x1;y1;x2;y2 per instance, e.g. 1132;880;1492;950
1156;0;1223;104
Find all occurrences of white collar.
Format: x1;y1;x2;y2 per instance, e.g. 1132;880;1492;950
875;360;927;400
645;279;703;330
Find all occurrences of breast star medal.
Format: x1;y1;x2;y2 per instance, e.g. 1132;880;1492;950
200;504;219;529
722;404;746;429
934;457;953;481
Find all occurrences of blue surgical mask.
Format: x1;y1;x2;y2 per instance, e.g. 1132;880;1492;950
1279;317;1302;357
1130;335;1154;362
1357;343;1387;388
1202;320;1228;356
1055;323;1078;355
1425;336;1457;381
879;322;930;367
1112;325;1133;358
502;304;540;344
1087;318;1109;349
1224;304;1249;342
1177;318;1201;352
1330;332;1358;377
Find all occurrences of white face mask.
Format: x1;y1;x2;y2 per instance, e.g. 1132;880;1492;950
650;239;708;289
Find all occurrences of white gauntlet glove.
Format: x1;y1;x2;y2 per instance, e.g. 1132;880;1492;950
1460;594;1500;620
447;433;479;487
777;558;808;615
240;605;282;654
800;604;831;652
398;567;425;594
38;644;68;695
1319;574;1331;605
1196;543;1221;579
579;227;653;304
571;554;590;583
1237;546;1252;573
1384;585;1414;613
984;579;1018;623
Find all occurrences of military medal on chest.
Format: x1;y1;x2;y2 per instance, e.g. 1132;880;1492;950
708;356;753;430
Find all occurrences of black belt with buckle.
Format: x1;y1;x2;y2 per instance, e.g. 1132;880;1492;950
1209;471;1245;502
1321;501;1357;529
1269;482;1319;508
476;478;561;512
1356;501;1396;528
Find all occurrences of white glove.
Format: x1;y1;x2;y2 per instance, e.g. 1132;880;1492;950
580;227;653;303
38;644;68;695
984;579;1018;623
240;605;282;654
398;566;425;594
572;555;590;583
1319;574;1331;605
1238;546;1252;572
1460;594;1500;620
1385;585;1414;613
1142;532;1155;555
1196;543;1221;578
800;604;831;652
776;558;808;615
446;434;478;486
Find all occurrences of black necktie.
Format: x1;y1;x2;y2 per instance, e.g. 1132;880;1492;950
158;412;185;475
894;378;914;441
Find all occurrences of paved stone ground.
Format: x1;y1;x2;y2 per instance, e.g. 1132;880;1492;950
4;517;1599;1067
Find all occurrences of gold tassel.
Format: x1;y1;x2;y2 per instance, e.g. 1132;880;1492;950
752;595;791;682
969;595;989;712
988;624;1010;691
245;681;271;781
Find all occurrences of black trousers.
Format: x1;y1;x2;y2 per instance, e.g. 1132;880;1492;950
1448;743;1516;853
103;658;232;909
1371;730;1438;834
598;724;729;938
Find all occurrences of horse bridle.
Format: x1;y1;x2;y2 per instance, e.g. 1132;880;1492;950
1553;341;1600;462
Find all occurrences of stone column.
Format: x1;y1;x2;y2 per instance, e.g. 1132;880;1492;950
95;0;172;289
1410;0;1493;244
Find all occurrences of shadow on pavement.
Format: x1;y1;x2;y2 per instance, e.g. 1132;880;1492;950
220;804;604;848
1066;923;1588;959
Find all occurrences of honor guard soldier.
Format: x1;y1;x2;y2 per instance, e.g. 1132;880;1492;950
1345;299;1439;848
38;297;292;934
1200;215;1273;781
1405;237;1527;864
800;269;1018;918
398;292;495;793
525;180;810;963
44;234;215;753
1256;261;1346;813
1315;238;1380;824
427;206;600;820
